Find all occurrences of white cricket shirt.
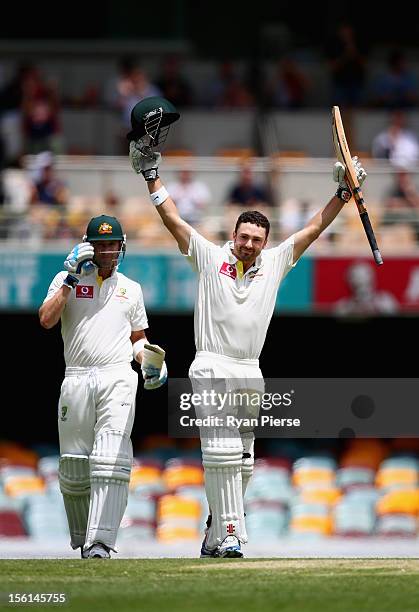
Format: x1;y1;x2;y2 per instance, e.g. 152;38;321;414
43;270;148;367
186;230;296;360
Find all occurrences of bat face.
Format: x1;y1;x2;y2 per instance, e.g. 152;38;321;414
332;106;360;189
331;105;383;265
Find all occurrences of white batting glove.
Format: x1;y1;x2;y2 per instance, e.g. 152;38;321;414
129;141;162;182
141;343;168;390
64;242;96;276
333;156;367;202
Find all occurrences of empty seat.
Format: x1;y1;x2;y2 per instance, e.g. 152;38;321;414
162;459;204;491
336;466;375;491
292;456;336;489
333;496;376;536
289;502;333;537
376;488;419;515
0;442;39;469
246;461;293;505
215;148;255;159
4;475;46;499
129;460;165;496
23;494;67;539
299;486;341;506
156;494;202;542
246;502;288;538
376;514;417;537
0;509;26;536
376;467;418;490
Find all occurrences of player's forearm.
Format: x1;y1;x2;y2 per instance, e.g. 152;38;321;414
39;287;71;329
147;179;192;253
306;195;345;238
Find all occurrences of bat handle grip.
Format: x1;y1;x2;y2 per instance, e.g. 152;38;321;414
360;211;383;265
373;249;383;265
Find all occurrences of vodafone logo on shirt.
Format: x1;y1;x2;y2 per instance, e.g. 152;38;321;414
219;262;237;280
76;285;94;299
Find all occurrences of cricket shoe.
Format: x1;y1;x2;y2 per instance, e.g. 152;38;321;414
200;515;216;558
82;543;111;559
214;535;243;558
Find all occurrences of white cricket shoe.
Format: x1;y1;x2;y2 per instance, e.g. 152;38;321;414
215;535;243;558
82;543;111;559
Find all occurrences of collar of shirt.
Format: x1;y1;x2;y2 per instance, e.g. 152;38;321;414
96;269;118;288
223;240;263;274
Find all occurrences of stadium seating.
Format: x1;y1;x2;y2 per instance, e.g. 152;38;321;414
119;494;157;541
289;502;333;538
162;458;204;491
336;466;376;491
156;494;203;542
333;488;379;536
2;439;419;544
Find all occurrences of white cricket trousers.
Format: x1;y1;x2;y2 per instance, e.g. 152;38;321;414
189;351;264;549
58;362;138;455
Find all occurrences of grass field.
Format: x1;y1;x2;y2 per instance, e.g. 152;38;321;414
1;559;419;612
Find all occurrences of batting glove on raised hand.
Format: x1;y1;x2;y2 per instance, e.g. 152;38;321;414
333;156;367;202
129;141;162;182
64;242;96;280
141;343;168;390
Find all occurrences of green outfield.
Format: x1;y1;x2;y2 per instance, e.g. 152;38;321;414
1;559;419;612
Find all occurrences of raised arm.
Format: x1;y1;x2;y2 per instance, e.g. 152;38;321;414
292;157;367;263
129;143;192;254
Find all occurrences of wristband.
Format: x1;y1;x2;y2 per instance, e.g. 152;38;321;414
63;274;79;289
132;337;147;360
149;186;169;207
335;186;352;203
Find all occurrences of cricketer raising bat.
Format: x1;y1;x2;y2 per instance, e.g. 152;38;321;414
332;106;383;265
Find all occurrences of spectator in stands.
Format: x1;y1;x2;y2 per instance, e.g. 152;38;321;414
266;57;310;109
226;162;273;209
156;55;194;108
371;110;419;170
206;60;254;108
24;151;71;240
166;169;211;225
110;62;162;131
381;169;419;240
220;76;255;108
370;49;418;110
30;151;68;206
21;65;63;154
105;57;162;153
325;21;368;107
0;62;34;162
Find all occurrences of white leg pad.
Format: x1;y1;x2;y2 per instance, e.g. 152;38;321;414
241;432;255;498
59;454;90;549
84;430;133;552
201;427;247;549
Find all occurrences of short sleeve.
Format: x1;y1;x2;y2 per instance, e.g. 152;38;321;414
267;234;296;285
42;271;67;303
130;284;148;332
184;229;219;274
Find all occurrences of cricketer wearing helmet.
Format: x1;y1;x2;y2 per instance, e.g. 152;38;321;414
39;214;167;559
128;96;367;558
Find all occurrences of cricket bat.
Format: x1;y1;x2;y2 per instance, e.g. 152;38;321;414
332;106;383;265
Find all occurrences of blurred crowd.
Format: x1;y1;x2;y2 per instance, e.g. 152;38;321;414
1;23;419;160
1;143;419;254
1;25;419;250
